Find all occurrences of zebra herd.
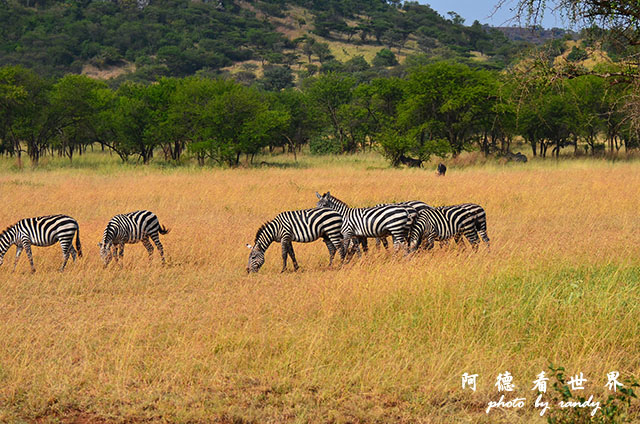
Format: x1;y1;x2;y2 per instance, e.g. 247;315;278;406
246;192;490;273
0;210;169;272
0;198;489;274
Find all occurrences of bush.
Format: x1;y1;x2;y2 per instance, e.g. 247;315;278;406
567;46;588;62
373;48;398;67
309;133;342;155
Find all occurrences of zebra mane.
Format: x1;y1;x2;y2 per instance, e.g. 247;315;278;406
253;222;271;245
324;193;349;209
0;224;14;239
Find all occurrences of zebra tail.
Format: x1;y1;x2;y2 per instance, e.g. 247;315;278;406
75;226;83;257
159;225;170;235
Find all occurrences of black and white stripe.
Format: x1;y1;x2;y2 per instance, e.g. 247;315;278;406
99;210;169;267
409;203;490;252
370;200;430;250
315;192;413;254
0;214;82;272
246;207;344;273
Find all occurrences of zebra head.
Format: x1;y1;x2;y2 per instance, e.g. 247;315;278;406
316;191;332;208
246;244;265;273
97;241;113;266
0;226;16;267
408;211;435;252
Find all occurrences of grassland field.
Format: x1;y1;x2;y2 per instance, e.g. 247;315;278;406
0;151;639;423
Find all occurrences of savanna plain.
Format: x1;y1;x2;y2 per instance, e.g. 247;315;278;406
0;153;639;423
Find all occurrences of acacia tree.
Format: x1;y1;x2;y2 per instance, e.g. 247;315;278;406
49;75;109;162
506;0;640;152
188;81;290;166
0;66;31;161
274;89;323;157
303;72;355;152
7;68;52;164
397;61;498;157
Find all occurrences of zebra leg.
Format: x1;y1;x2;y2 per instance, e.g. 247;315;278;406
60;247;70;272
288;243;299;271
360;237;369;253
13;245;23;272
463;230;480;252
23;242;35;273
118;243;125;259
280;240;289;272
343;235;358;263
150;234;165;264
322;235;337;266
374;236;390;249
351;237;363;258
142;238;155;261
111;245;120;265
59;239;72;271
426;233;436;250
480;232;490;250
478;229;490;251
391;233;406;252
69;245;77;262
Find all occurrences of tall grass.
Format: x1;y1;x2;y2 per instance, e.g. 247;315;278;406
0;153;638;422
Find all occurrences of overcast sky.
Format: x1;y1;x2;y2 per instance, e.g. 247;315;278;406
419;0;568;29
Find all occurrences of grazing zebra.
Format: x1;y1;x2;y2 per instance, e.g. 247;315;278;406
408;203;490;252
0;214;82;272
363;200;430;251
99;210;169;267
315;192;413;255
246;207;344;273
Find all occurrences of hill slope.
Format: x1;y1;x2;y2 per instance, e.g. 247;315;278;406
0;0;553;82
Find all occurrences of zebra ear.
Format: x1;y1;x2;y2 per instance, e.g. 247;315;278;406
315;192;322;199
326;191;331;196
246;243;253;249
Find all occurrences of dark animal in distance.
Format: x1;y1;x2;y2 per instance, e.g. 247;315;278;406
505;152;528;163
398;154;423;168
437;163;447;176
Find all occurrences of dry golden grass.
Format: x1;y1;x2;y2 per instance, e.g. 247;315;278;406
0;154;639;423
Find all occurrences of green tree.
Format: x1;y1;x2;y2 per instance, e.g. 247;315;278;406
106;79;176;163
303;72;355;152
48;74;109;162
372;48;398;67
398;61;497;156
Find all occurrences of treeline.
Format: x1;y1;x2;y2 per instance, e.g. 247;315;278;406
0;0;526;81
1;61;637;166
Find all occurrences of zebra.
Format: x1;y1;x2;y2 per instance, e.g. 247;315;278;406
408;203;490;252
315;192;413;256
0;214;82;272
369;200;430;250
98;210;169;267
246;207;345;273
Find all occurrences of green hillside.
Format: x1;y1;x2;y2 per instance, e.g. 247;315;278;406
0;0;542;83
